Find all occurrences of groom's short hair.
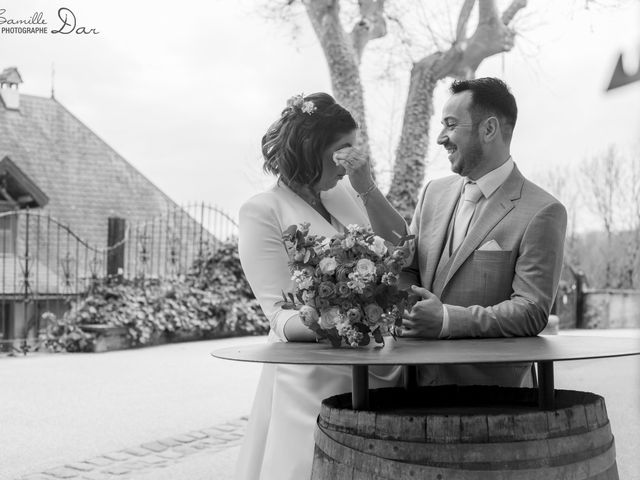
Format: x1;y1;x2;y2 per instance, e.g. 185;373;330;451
450;77;517;141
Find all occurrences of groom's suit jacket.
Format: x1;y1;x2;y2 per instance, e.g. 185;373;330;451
404;165;567;387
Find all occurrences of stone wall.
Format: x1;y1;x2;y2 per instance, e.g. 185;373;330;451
581;290;640;329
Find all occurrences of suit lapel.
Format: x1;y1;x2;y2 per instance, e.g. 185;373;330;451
425;178;463;289
441;166;525;292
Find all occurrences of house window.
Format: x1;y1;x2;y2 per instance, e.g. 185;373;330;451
0;214;16;255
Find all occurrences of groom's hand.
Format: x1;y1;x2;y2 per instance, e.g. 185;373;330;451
400;286;443;339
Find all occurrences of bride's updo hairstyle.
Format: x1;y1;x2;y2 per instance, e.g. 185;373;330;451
262;92;357;186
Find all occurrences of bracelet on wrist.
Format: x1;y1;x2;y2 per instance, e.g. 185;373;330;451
358;182;377;205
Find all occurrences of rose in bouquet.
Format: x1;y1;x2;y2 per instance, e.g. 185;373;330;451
281;222;414;347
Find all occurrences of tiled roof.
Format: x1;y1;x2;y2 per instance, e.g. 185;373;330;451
0;94;180;248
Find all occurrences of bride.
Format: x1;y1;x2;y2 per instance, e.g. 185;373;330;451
236;93;408;480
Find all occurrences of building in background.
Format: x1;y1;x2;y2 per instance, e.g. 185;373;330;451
0;67;232;345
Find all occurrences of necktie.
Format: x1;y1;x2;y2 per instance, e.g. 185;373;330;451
451;181;482;252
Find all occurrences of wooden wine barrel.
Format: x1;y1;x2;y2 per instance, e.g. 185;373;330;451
311;385;618;480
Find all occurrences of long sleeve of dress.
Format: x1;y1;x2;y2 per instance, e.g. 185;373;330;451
238;195;299;341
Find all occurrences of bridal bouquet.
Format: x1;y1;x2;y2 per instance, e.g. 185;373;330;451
281;223;414;347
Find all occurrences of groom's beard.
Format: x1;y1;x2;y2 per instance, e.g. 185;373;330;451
450;138;483;177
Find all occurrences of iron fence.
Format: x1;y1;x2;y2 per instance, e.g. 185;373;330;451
122;202;238;279
0;203;238;352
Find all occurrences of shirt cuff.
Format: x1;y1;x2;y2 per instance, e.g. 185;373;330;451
439;304;451;339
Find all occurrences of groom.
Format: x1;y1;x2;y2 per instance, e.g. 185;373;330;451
401;77;567;387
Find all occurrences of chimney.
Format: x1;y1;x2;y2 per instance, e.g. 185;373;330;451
0;67;23;111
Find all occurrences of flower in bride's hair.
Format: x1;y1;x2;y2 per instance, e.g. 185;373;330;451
286;93;316;115
301;100;317;115
287;94;304;108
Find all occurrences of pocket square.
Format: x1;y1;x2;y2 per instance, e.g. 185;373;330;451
478;239;503;251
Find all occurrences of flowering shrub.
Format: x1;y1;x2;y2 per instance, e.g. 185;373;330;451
40;239;269;352
282;223;414;347
40;311;96;353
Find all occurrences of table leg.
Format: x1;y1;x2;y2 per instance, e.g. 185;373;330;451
537;360;555;410
403;365;417;391
352;365;369;410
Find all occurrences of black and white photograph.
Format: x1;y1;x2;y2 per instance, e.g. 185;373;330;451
1;1;639;479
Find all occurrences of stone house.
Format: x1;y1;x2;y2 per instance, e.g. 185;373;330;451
0;66;200;344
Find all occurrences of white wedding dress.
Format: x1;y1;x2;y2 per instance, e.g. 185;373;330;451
235;179;403;480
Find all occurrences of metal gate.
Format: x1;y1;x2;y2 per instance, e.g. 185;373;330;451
0;203;238;352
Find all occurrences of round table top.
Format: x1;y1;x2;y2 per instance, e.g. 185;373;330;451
211;335;640;366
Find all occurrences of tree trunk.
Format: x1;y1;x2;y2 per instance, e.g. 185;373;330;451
388;0;526;218
300;0;527;217
303;0;372;162
386;50;463;220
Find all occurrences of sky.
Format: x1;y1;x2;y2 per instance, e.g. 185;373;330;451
0;0;638;227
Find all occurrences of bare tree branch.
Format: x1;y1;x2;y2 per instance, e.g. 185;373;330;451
257;0;307;40
351;0;387;63
455;0;476;42
386;47;464;216
580;147;624;287
502;0;528;25
302;0;373;162
477;0;500;25
387;0;528;214
449;0;517;78
416;1;448;50
384;13;419;62
269;0;534;217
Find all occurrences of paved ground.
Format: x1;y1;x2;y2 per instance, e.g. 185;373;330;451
1;330;638;480
0;336;266;480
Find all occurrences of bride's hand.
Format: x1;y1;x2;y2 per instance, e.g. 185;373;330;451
333;147;374;194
